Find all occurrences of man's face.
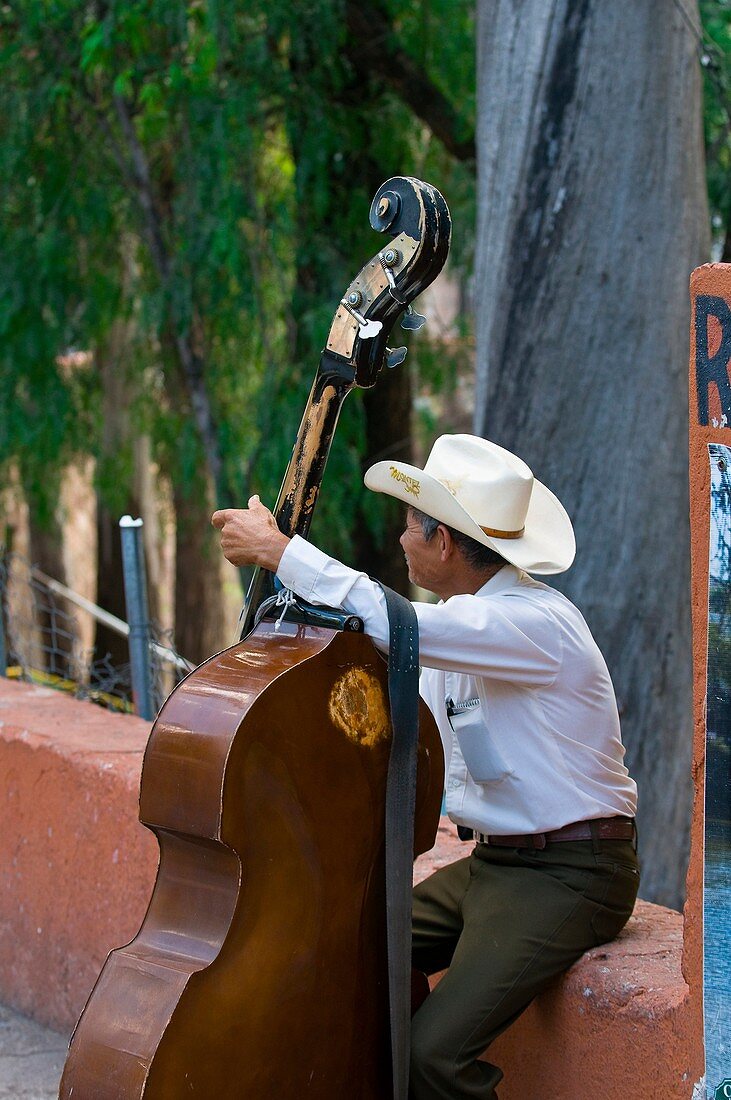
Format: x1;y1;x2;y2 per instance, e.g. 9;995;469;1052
399;508;444;592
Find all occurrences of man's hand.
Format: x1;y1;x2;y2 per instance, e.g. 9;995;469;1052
211;496;291;572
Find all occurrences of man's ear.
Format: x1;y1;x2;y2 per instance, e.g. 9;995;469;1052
436;524;454;561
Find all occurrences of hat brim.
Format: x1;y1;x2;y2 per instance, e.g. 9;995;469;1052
364;460;575;575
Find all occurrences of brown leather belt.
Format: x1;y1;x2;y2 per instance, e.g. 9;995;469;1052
471;816;635;850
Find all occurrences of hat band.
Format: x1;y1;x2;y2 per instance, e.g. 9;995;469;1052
480;524;525;540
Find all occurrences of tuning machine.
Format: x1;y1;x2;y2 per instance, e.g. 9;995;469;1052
400;305;426;331
385;346;408;369
379;249;427;331
340;295;383;339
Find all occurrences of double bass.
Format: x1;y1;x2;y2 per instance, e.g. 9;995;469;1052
60;176;450;1098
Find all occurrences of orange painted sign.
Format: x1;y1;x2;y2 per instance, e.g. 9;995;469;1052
689;264;731;1094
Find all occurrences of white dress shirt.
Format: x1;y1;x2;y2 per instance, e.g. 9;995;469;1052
277;536;637;835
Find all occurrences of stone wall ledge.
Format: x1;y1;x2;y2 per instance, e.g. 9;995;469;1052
0;678;701;1098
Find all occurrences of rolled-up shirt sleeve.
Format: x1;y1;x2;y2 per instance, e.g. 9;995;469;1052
276;536;560;686
277;535;390;643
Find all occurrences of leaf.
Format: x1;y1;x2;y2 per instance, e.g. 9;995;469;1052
112;69;134;99
81;22;107;73
139;80;163;109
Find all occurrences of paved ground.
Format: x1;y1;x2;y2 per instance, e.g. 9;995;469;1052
0;1003;67;1099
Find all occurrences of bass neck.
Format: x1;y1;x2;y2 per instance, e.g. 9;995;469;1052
239;352;355;637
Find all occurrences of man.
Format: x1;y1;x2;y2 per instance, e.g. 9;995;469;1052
212;433;639;1100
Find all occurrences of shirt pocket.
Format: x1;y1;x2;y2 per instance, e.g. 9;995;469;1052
445;695;514;784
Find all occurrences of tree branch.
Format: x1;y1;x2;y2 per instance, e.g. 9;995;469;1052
109;93;224;497
111;93;171;283
344;0;475;163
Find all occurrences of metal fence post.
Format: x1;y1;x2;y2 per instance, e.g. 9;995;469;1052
119;516;155;720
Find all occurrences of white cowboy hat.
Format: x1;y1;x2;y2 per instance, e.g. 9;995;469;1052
364;434;575;575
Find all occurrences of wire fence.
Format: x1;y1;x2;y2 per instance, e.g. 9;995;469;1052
0;548;192;715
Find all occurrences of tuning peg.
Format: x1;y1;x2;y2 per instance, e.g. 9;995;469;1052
401;305;426;331
386;346;408;369
380;254;408;305
340;298;383;340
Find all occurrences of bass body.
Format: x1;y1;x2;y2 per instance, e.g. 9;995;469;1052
60;621;442;1097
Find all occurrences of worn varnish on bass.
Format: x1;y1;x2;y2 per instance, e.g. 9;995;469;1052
60;177;451;1098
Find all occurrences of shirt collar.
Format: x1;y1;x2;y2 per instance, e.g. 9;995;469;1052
474;564;524;598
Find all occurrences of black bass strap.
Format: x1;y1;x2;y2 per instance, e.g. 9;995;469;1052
377;583;421;1100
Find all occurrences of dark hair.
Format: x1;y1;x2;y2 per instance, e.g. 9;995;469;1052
409;507;507;570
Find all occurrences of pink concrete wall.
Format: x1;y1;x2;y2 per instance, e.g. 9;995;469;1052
0;678;157;1030
489;901;694;1099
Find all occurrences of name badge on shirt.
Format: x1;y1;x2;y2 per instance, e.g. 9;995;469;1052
445;695;513;784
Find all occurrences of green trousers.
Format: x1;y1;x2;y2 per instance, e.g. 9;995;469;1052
410;833;640;1099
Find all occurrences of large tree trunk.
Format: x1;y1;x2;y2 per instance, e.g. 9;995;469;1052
474;1;709;907
354;368;411;592
27;511;73;678
173;475;227;667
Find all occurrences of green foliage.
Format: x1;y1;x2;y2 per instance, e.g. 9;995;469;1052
1;1;290;511
701;1;731;253
0;0;475;558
